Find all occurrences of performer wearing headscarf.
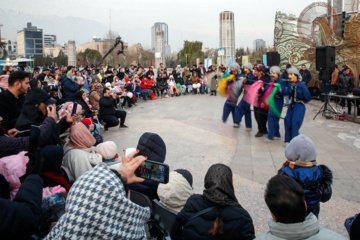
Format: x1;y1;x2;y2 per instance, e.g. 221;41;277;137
236;63;257;130
266;66;288;141
284;67;311;144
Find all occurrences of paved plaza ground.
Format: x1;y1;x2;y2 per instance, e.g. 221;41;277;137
102;94;360;237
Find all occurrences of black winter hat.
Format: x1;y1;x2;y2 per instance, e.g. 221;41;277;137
174;169;193;187
137;132;166;163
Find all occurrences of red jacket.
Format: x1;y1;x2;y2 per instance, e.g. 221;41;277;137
140;79;148;91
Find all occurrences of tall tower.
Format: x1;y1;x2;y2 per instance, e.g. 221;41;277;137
151;22;168;52
219;11;235;66
155;30;165;70
68;40;76;66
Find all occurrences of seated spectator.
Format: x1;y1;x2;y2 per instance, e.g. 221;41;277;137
74;90;97;120
277;134;332;217
45;150;150;239
41;145;71;191
0;71;30;131
62;123;101;181
62;71;83;101
15;88;57;132
140;77;152;99
256;175;346;240
168;75;179;96
97;69;105;83
157;169;194;212
99;88;128;131
199;74;207;94
89;83;102;110
94;141;122;171
129;132;166;200
90;69;100;83
345;213;360;240
175;72;186;95
171;164;255;240
0;106;58;158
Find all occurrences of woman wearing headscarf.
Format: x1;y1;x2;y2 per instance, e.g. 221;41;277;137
62;123;102;181
171;164;255;240
41;145;71;191
74;91;95;119
45;150;151;239
30;79;41;89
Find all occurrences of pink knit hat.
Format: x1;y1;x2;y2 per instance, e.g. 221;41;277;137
96;141;118;161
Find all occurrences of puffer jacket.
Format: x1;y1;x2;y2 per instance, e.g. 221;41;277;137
278;165;332;217
171;194;255;240
129;132;166;200
62;77;82;101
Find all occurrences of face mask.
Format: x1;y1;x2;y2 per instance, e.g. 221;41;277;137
72;76;76;80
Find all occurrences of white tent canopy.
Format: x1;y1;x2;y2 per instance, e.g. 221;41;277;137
13;58;34;62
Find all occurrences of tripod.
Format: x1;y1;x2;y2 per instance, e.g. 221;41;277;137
313;70;337;120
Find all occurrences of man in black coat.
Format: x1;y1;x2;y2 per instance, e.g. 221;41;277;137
198;62;206;77
299;64;312;86
0;71;30;131
99;88;128;131
37;67;49;82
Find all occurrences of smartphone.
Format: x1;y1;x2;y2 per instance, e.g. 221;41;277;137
71;102;78;116
135;160;169;184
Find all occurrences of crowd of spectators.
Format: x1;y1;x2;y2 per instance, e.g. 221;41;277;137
0;63;358;239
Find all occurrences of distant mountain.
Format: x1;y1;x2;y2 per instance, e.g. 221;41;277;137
0;8;109;45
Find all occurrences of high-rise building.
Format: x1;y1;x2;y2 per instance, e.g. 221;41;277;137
44;34;57;47
151;22;169;55
155;30;165;70
16;22;43;58
253;39;266;51
68;40;76;67
219;11;235;66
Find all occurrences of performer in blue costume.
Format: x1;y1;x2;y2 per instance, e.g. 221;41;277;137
222;63;244;127
284;67;312;143
266;66;288;141
235;62;257;130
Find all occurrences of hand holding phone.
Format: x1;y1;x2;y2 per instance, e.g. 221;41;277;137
119;149;147;184
135;160;169;184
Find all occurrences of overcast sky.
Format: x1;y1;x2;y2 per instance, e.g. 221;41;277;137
1;0;326;51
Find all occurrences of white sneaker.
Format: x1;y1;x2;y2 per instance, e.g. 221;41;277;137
246;128;252;131
273;136;281;140
233;124;240;128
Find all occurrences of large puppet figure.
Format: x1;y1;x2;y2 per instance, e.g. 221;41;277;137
221;63;244;127
284;67;311;144
236;63;256;130
266;66;288;141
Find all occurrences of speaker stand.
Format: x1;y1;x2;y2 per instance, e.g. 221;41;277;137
313;85;337;120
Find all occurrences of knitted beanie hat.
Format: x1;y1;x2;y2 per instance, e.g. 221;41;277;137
174;169;193;187
285;135;317;163
96;141;118;160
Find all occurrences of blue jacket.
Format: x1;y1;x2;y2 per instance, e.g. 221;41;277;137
278;165;333;217
62;77;82;101
274;78;288;99
288;81;312;103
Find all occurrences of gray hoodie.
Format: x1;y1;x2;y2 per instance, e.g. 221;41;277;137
255;213;346;240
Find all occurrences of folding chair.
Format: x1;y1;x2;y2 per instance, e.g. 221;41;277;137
130;190;153;212
152;199;178;239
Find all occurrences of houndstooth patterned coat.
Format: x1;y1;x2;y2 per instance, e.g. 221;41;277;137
45;164;151;239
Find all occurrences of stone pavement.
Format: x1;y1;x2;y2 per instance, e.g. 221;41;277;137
102;94;360;237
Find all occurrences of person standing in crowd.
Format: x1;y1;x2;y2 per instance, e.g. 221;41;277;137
256;174;346;240
236;62;256;130
0;71;30;131
284;67;311;144
207;65;217;96
37;67;49;82
266;66;288;141
330;64;339;92
299;64;312;86
171;164;255;240
99;88;128;131
277;134;333;217
338;66;355;114
90;69;100;84
198;62;206;77
281;64;291;106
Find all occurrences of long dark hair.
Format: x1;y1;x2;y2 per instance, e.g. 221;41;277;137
207;207;224;236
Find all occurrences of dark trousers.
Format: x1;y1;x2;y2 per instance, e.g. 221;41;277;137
151;86;160;96
321;82;330;101
121;96;134;107
341;98;352;114
102;110;126;128
254;107;269;133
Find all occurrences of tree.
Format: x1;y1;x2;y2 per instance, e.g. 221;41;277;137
236;47;246;58
178;41;203;66
77;48;102;66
